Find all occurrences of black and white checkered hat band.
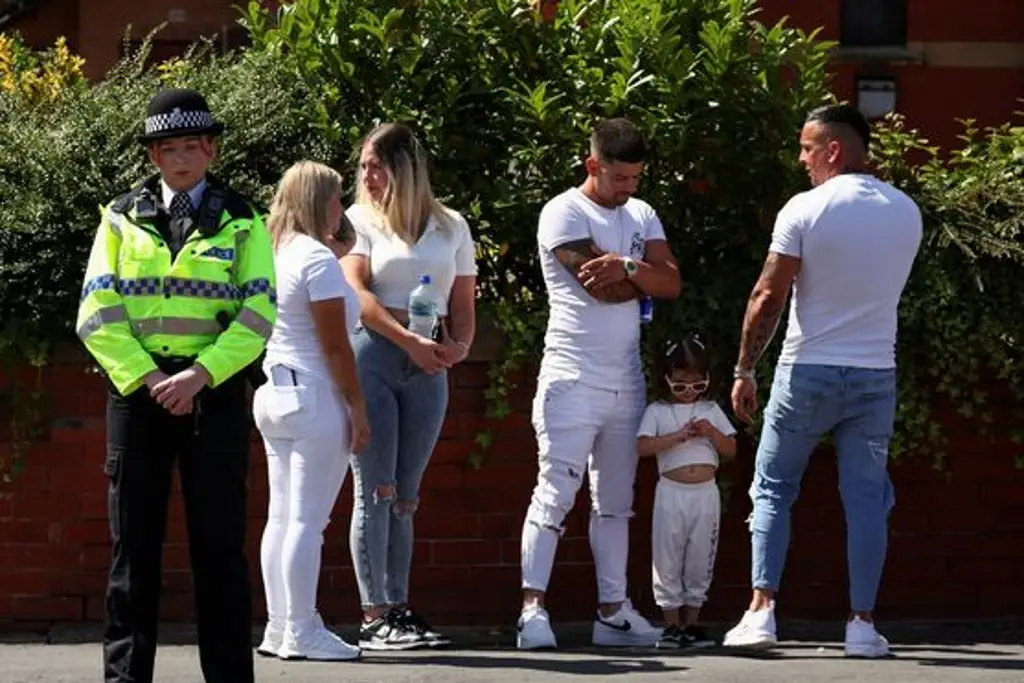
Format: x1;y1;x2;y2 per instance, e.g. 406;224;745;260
144;108;215;135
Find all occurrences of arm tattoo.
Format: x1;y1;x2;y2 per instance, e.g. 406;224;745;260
553;239;640;304
552;238;597;277
738;298;784;371
737;257;790;371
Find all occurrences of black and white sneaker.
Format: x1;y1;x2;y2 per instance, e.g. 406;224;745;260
392;606;451;647
656;625;685;649
358;611;430;651
681;625;717;649
591;599;663;647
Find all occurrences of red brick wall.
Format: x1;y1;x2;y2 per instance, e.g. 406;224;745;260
758;0;1024;42
2;350;1023;628
756;0;1024;150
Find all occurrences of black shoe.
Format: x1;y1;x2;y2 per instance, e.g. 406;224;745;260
681;624;717;649
656;625;685;649
358;611;429;651
392;606;451;647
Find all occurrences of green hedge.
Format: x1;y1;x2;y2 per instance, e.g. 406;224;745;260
1;0;1022;484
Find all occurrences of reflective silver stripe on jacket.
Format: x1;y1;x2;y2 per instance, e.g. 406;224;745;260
236;308;274;340
76;304;127;340
130;317;223;336
106;210;124;238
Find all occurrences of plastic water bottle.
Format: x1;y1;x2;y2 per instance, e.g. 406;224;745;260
408;274;438;338
639;296;654;324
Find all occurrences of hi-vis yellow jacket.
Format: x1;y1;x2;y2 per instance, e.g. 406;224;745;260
76;174;277;396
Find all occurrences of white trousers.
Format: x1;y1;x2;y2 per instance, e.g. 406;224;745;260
651;477;721;610
521;376;645;604
254;370;350;628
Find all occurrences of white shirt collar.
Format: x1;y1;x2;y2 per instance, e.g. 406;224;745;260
160;177;208;211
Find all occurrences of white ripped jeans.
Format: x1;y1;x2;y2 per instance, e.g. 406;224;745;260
521;375;645;604
651;477;720;610
254;368;350;630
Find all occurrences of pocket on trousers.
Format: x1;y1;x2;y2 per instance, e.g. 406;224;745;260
103;449;123;539
254;384;319;439
102;449;120;479
766;366;833;435
531;378;580;433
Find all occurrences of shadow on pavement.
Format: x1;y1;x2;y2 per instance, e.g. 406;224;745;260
365;652;686;676
778;620;1024;647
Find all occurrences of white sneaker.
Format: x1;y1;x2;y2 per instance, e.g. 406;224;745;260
844;617;890;658
279;613;362;661
592;600;663;647
517;605;557;650
256;620;283;657
722;602;778;649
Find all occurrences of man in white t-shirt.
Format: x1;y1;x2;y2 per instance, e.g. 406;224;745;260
517;118;682;650
724;105;922;657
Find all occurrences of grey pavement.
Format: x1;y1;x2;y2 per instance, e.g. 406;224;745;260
2;621;1022;683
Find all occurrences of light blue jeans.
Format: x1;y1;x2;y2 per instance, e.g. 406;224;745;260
749;363;896;612
349;326;448;608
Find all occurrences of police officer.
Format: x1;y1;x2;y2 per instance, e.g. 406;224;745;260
76;88;276;683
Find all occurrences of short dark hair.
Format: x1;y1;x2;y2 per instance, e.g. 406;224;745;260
806;104;871;151
591;117;647;164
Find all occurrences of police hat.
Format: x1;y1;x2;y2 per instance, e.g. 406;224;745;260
137;88;225;144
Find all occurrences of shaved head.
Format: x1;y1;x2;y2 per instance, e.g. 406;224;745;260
798;104;873;186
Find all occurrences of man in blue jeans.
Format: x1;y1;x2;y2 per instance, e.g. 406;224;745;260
724;104;922;657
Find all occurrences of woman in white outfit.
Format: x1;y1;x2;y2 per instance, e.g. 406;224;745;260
254;161;370;661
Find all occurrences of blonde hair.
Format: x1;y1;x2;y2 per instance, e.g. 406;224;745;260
267;161;344;249
354;123;452;244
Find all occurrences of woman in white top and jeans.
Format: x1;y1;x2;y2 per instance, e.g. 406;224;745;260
341;123;477;650
254;161;370;661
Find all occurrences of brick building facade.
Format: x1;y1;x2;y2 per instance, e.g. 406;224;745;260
757;0;1024;149
5;1;1023;147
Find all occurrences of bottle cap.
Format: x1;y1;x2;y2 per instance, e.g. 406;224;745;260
419;274;431;285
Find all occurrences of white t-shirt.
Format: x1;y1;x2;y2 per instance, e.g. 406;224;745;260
263;233;361;382
637;400;736;474
771;174;922;369
346;203;477;316
537;187;666;390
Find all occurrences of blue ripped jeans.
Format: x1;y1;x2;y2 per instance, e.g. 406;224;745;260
750;363;897;612
349;326;448;609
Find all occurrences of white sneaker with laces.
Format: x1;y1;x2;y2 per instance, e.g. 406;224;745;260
256;619;283;657
592;599;663;647
517;605;558;650
844;617;890;658
722;602;778;649
278;613;362;661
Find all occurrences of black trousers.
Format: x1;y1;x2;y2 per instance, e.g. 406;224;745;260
102;360;254;683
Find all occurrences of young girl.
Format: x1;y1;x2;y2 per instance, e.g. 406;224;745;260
637;335;737;649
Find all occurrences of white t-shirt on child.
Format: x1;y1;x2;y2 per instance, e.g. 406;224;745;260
263;233;361;383
637;400;736;474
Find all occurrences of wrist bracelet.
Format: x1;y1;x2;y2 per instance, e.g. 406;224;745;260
733;366;755;380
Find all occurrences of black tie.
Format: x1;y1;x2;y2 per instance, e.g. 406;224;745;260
168;192;193;255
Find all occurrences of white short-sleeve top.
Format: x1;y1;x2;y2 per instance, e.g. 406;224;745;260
346;203;477;315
